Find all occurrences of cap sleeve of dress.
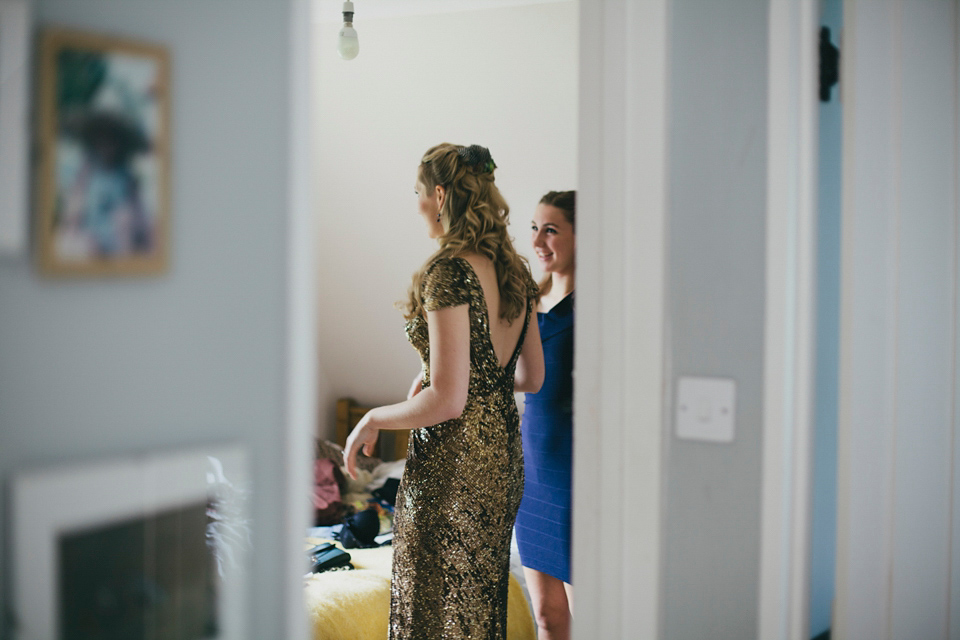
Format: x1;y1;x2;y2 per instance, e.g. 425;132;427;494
422;257;471;311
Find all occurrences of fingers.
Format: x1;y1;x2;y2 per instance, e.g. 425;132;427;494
344;431;362;479
344;429;375;479
344;411;383;479
344;440;358;479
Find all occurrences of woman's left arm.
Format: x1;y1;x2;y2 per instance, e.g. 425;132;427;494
343;304;470;478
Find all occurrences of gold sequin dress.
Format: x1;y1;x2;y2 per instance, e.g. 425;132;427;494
391;256;537;639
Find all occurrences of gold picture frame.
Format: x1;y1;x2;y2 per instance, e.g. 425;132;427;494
35;28;170;276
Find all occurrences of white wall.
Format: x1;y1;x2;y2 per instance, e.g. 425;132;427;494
0;1;302;637
312;1;578;438
836;1;959;638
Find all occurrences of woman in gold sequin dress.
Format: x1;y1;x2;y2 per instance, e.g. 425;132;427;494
344;143;544;639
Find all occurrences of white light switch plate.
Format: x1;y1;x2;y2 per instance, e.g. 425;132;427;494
676;376;736;443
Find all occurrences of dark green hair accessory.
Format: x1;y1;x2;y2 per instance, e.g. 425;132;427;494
458;144;497;174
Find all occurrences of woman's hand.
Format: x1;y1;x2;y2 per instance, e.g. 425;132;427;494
344;411;380;479
338;307;469;464
407;371;424;399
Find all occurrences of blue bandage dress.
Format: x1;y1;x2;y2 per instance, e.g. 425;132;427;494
515;292;574;584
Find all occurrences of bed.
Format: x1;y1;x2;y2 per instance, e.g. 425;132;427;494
304;398;536;640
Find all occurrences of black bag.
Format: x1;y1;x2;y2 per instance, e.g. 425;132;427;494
338;509;381;549
372;478;400;506
309;542;353;573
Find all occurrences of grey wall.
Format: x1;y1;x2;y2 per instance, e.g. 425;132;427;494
0;1;295;637
663;1;768;638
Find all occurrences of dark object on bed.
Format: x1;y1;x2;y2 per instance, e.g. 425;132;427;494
310;542;353;573
338;508;381;549
372;477;400;507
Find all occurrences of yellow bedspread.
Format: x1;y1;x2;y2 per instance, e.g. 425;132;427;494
304;538;535;640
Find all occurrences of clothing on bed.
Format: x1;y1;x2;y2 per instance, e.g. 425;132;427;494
515;292;574;584
303;538;536;640
391;257;537;639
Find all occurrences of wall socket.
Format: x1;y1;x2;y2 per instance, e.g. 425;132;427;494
676;376;736;443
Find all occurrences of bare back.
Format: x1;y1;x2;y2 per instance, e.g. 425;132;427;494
459;253;527;369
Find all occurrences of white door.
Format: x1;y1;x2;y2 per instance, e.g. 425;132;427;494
835;1;960;638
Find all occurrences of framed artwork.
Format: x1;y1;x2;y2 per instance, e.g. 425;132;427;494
0;0;30;257
10;444;250;639
35;28;171;276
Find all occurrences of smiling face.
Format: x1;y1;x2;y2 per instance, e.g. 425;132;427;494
415;174;446;239
531;203;575;275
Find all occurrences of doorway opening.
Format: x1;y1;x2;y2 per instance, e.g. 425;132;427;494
306;2;579;638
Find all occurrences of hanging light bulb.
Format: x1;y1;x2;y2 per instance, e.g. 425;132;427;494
337;1;359;60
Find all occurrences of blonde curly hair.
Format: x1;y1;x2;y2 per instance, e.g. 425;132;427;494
403;143;532;323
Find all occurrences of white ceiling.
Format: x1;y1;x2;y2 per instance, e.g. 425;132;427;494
313;0;572;22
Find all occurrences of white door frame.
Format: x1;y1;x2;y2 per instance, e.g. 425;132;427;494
758;1;819;640
283;0;317;638
572;1;669;637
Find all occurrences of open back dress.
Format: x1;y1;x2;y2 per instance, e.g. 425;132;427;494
390;256;537;639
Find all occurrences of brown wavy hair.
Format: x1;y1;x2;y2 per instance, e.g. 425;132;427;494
403;143;531;322
536;190;576;299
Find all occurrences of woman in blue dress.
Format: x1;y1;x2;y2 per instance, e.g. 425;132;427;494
515;190;576;640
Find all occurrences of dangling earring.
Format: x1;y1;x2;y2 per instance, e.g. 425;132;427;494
436;212;441;222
